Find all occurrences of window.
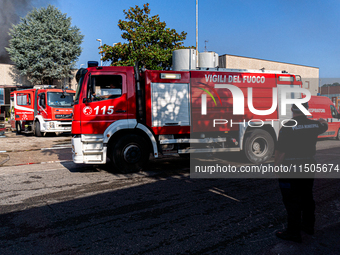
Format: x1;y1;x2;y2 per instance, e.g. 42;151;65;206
304;81;310;89
278;76;294;82
0;88;4;105
17;93;31;106
47;92;74;108
39;93;46;109
330;105;339;118
88;75;123;101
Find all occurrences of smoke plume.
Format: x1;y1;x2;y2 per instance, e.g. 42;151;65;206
0;0;53;64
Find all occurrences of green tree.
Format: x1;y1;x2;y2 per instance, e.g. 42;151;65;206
322;82;340;87
100;3;190;70
6;5;84;85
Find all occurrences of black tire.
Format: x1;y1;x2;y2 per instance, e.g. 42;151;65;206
35;121;42;137
179;153;190;158
111;134;150;173
16;121;22;134
243;129;274;164
336;129;340;140
45;132;56;137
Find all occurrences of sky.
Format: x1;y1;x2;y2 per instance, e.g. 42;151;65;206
20;0;340;79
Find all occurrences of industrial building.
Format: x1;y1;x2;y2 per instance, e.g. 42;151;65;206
320;85;340;100
320;85;340;110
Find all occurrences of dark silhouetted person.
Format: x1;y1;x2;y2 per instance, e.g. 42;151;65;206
274;102;328;242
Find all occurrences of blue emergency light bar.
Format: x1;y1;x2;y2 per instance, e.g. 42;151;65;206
88;61;99;67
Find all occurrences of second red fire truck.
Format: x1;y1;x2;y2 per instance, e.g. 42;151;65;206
308;95;340;139
11;86;75;136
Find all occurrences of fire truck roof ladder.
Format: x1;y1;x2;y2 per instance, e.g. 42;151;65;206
33;85;56;89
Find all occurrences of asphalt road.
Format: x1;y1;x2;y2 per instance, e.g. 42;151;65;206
0;133;340;254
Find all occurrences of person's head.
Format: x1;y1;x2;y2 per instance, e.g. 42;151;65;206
291;101;309;117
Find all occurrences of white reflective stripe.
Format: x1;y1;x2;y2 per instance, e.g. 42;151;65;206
39;105;47;115
328;118;340;123
14;105;34;112
160;137;226;144
103;119;138;144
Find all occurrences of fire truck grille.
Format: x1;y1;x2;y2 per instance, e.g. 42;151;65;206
61;124;71;128
55;114;72;119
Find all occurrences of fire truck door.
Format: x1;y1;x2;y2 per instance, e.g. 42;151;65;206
14;92;34;121
37;92;47;118
81;73;128;134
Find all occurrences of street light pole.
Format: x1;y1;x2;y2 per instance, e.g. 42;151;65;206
196;0;198;67
96;39;103;66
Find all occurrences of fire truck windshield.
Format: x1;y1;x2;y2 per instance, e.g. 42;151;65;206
47;92;74;108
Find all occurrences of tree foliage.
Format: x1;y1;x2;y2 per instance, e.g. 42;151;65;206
322;82;340;87
6;5;84;85
100;3;190;70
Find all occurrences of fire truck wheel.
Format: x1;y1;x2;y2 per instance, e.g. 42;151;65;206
243;129;274;164
16;121;22;134
179;153;190;158
35;121;43;137
111;134;150;173
336;129;340;140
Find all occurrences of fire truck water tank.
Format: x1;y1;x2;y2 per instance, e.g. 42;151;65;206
172;49;197;71
198;52;219;69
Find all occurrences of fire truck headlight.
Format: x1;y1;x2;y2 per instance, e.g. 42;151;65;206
160;73;181;79
45;122;55;130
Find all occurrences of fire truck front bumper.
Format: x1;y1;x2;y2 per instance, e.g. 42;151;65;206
72;135;107;164
41;121;72;133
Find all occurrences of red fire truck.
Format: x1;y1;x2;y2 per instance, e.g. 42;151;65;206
11;86;75;136
72;59;309;173
308;96;340;139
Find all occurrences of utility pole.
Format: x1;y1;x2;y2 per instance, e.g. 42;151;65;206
204;40;208;52
96;39;103;66
196;0;198;67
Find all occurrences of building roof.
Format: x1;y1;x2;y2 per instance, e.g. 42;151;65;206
220;53;319;69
